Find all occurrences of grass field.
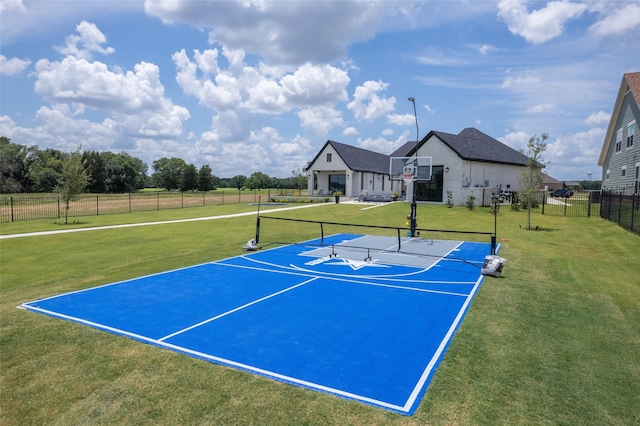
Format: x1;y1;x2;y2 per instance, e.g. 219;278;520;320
1;202;639;425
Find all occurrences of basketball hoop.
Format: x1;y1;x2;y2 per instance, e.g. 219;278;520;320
401;173;415;184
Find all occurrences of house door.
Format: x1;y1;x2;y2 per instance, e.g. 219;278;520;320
416;166;444;202
328;174;346;194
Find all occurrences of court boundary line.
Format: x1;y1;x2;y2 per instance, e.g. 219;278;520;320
217;257;472;297
18;232;496;415
21;304;407;412
158;277;318;341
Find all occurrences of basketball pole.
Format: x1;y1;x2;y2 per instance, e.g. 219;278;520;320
408;97;419;238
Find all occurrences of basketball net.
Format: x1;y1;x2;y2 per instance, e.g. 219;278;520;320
401;173;414;184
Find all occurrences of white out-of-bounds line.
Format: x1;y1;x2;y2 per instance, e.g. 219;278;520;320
1;203;328;240
158;277;318;342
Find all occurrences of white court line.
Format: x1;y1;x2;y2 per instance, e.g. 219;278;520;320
1;203;328;239
218;256;472;297
20;303;408;412
158;277;318;342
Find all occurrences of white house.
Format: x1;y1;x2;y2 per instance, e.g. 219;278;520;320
598;72;640;194
406;128;534;206
305;140;402;200
306;128;536;206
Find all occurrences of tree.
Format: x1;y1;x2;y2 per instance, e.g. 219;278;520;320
246;171;272;190
181;164;198;192
519;133;548;230
56;148;89;224
152;157;187;191
83;150;107;193
0;137;37;193
197;165;215;191
291;168;308;193
230;175;246;190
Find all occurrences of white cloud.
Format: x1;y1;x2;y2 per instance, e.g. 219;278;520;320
528;103;561;114
501;70;541;88
0;54;30;75
357;133;408;156
173;49;350;116
297;106;344;138
589;3;640;38
347;80;396;122
34;57;188;126
478;44;495;55
0;0;26;14
145;0;403;65
497;0;587;44
584;111;610;126
343;127;359;136
0;115;17;137
387;113;415;126
55;20;115;60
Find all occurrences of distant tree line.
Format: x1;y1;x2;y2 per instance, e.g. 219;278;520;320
1;137;307;194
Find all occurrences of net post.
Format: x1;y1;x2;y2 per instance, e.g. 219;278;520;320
491;235;497;255
320;222;324;245
396;228;401;251
255;217;261;244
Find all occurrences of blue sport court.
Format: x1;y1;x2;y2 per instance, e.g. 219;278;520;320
20;233;498;415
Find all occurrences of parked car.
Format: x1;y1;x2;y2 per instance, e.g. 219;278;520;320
550;188;574;198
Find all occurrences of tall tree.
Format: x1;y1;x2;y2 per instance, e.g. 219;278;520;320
0;137;37;193
56;148;89;224
246;171;272;189
181;164;199;192
102;152;147;193
197;165;215;191
231;175;246;190
152;157;187;191
519;133;548;230
83;150;107;193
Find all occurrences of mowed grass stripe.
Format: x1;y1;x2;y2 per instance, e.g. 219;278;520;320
1;203;639;425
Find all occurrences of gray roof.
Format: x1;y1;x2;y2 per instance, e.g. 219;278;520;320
411;128;532;167
308;140;391;174
308;128;537;176
389;142;417;158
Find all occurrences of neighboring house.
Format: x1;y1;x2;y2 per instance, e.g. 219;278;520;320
541;173;563;191
598;72;640;194
306;128;541;206
305;140;402;199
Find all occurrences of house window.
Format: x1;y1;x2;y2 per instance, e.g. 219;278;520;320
615;128;623;152
326;153;332;162
627;121;636;148
606;169;611;180
622;166;627;177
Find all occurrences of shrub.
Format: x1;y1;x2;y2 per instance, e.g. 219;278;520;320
466;194;476;210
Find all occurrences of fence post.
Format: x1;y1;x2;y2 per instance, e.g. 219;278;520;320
10;196;14;222
202;191;205;207
96;195;99;215
129;193;132;213
181;191;184;209
157;192;160;211
631;193;637;232
617;193;622;224
58;197;61;218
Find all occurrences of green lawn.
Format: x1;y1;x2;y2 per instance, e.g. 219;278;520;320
1;202;639;425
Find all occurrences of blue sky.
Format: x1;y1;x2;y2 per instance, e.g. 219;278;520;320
1;0;639;180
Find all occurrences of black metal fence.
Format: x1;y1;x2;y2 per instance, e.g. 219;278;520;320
0;189;313;223
600;191;639;235
497;190;600;217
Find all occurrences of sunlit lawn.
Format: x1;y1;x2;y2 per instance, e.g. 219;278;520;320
1;202;638;425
